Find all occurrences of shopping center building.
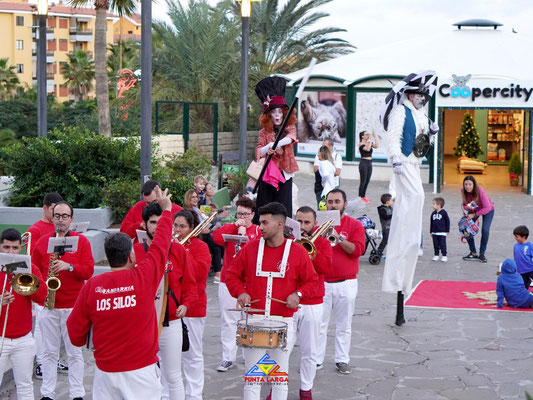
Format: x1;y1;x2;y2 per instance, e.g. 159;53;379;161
282;19;532;194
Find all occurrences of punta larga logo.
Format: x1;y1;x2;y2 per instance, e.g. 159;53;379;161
244;354;288;384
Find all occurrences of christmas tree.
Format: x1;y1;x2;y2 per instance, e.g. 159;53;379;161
454;113;482;158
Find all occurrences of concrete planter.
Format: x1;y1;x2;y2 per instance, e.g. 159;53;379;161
0;206;113;262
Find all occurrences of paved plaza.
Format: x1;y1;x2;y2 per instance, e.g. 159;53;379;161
2;172;533;399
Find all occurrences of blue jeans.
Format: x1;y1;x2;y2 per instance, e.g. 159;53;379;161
467;209;494;255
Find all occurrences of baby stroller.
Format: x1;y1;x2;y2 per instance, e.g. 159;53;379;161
356;215;383;265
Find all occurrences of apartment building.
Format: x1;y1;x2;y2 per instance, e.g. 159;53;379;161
113;13;140;43
0;0;117;101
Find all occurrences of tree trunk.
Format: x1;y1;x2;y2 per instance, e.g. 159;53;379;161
95;6;111;137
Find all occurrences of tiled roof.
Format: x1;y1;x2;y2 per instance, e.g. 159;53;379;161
0;1;117;18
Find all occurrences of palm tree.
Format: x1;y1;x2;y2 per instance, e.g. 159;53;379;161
0;58;20;100
222;0;355;74
67;0;136;137
62;48;95;102
153;0;241;131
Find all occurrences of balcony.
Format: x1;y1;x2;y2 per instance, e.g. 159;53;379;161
32;76;55;93
32;51;55;64
32;28;54;41
69;28;93;42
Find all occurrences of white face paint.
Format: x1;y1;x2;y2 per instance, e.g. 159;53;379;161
411;94;427;110
270;108;284;126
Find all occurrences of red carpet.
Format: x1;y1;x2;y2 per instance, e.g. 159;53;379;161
405;280;533;312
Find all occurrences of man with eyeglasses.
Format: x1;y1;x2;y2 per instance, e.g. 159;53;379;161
212;197;261;372
120;180;182;241
32;201;94;400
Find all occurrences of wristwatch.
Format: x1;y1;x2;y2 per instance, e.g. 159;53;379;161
338;235;346;243
69;264;74;272
295;291;302;298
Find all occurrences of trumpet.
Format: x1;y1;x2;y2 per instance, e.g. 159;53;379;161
0;266;40;355
44;253;61;310
327;226;339;246
178;212;218;245
296;219;335;260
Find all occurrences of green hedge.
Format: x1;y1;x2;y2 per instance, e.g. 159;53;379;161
0;127;140;208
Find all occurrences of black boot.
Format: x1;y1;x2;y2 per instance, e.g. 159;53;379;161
395;291;405;326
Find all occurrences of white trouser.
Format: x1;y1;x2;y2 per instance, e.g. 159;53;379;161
243;316;296;400
182;317;205;400
160;319;185;400
33;303;43;365
38;307;85;399
0;332;36;400
286;303;323;391
317;279;358;364
382;163;424;294
218;283;241;362
93;362;162;400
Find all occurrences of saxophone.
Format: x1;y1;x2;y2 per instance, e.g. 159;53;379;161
44;253;62;310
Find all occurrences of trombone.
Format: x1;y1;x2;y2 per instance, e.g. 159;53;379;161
177;212;218;245
296;219;335;260
0;264;40;355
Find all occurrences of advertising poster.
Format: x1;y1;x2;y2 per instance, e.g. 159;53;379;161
354;92;389;160
297;91;347;157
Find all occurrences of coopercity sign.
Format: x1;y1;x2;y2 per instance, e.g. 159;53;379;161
439;83;533;102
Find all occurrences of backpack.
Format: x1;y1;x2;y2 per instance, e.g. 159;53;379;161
458;215;479;242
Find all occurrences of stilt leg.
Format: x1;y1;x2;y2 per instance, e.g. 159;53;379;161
395;291;405;326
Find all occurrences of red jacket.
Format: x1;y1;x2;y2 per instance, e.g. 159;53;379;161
0;266;47;338
324;215;365;282
120;201;182;240
26;220;55;255
182;238;210;318
225;238;318;317
301;235;332;305
67;210;174;373
212;223;261;284
134;241;197;321
33;231;94;308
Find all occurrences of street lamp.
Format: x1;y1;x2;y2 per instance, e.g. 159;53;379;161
237;0;261;165
139;0;152;189
37;0;48;137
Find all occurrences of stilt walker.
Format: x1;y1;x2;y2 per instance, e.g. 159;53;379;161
380;71;439;325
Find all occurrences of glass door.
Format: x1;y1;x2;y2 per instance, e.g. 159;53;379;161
522;110;531;193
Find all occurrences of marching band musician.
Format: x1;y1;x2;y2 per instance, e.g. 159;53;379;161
0;229;47;400
120;180;182;240
289;207;332;400
225;202;318;400
173;210;211;400
66;186;172;399
212;197;261;372
26;193;63;255
32;201;94;400
134;203;197;400
26;192;63;381
316;189;365;375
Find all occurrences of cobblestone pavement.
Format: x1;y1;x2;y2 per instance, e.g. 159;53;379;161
3;173;533;399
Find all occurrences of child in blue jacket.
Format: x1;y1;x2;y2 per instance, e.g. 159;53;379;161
496;259;533;309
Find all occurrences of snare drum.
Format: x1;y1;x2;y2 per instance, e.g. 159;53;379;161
236;319;288;349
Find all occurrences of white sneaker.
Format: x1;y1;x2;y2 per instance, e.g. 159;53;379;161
432;256;439;262
441;256;448;262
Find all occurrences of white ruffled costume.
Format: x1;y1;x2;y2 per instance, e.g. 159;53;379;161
382;98;429;294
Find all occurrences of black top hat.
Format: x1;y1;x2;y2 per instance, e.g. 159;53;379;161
255;77;289;114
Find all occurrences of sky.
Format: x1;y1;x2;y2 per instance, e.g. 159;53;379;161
151;0;533;50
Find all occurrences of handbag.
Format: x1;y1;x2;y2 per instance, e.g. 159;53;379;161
166;287;190;352
246;160;264;180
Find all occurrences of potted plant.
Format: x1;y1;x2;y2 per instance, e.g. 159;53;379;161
508;152;521;186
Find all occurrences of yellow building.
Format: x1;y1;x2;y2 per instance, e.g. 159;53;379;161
113;14;141;43
0;0;117;101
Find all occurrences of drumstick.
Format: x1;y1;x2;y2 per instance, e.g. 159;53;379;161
266;296;302;308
